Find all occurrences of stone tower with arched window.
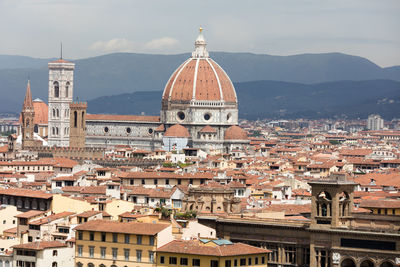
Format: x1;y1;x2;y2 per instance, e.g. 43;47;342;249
21;80;36;149
69;102;87;148
47;58;75;147
309;173;356;229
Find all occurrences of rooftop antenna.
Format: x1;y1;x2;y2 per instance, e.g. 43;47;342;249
60;42;63;59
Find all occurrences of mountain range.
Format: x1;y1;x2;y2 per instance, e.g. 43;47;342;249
86;79;400;120
0;52;399;119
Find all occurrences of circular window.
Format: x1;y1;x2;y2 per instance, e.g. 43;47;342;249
148;128;153;134
126;127;131;134
204;113;211;121
177;111;185;121
104;127;109;133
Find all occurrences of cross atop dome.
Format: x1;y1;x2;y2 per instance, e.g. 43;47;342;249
192;27;209;58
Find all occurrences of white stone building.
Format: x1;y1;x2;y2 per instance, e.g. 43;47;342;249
12;241;74;267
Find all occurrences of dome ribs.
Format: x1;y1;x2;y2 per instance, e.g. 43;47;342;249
195;59;221;101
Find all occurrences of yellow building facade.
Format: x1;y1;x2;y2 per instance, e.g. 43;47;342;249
74;220;173;267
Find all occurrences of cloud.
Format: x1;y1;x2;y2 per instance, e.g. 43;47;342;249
89;38;135;53
144;37;179;50
88;37;179;53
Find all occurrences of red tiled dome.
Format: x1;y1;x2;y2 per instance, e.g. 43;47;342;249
19;98;48;125
162;30;237;104
164;124;190;138
199;125;217;133
224;125;248;140
162;58;237;103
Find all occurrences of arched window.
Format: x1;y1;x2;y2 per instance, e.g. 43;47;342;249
25;118;30;127
53;81;59;98
34;125;38;133
380;262;394;267
56;127;59;135
81;111;85;128
76;263;83;267
56;109;60;118
341;258;356;267
88;263;94;267
360;260;374;267
52;262;57;267
52;127;55;135
53;109;56;118
74;111;78;127
65;82;70;98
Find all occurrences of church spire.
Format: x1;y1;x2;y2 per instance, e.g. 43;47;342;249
192;27;209;58
23;80;34;110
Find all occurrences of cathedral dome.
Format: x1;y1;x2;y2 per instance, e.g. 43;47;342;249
19;98;49;125
224;125;248;140
162;29;237;104
164;124;190;138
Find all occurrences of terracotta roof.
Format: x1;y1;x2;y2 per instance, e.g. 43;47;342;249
157;240;270;256
74;220;169;235
199;125;217;133
0;188;52;199
86;114;160;122
155;124;165;132
15;210;45;219
19;99;48;125
3;227;17;234
227;180;246;188
360;199;400;209
80;186;106;195
29;212;75;225
263;204;311;215
224;125;248;140
164;124;190;138
61;186;82;192
0;145;8;153
118;171;213;180
354;172;400;187
53;158;79;168
162;55;237;103
12;241;67;250
52;175;77;181
76;210;103;218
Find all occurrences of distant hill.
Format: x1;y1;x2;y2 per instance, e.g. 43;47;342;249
0;52;400;114
86;79;400;120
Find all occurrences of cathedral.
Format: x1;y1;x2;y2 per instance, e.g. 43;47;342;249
20;29;249;153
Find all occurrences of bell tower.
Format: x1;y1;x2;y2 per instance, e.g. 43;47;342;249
309;173;356;229
69;102;87;148
47;56;75;147
21;80;36;149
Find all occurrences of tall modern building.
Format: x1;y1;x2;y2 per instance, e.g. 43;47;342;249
367;114;384;130
47;59;75;147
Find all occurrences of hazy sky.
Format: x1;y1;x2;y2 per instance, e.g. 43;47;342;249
0;0;399;67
